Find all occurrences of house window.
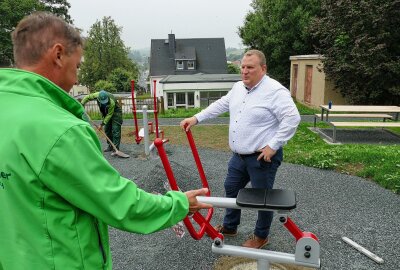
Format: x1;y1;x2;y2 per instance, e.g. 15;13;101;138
166;92;195;109
188;92;194;105
200;91;228;107
167;93;174;106
176;61;183;70
176;93;186;107
187;61;195;70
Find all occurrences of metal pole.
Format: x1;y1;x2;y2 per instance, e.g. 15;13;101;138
131;80;141;144
153;80;159;138
342;237;383;264
143;105;150;156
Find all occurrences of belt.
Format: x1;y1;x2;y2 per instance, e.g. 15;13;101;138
235;152;260;158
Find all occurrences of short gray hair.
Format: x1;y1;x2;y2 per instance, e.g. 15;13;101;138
12;12;83;67
243;49;267;66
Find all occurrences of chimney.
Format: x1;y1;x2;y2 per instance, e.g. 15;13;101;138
168;33;175;58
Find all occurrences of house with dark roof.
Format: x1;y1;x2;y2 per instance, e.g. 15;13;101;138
150;34;241;110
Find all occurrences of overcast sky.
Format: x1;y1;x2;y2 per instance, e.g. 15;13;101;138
68;0;253;50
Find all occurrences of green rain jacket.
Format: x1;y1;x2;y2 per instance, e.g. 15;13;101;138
81;92;121;125
0;69;189;269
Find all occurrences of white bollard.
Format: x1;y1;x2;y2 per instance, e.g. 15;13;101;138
142;105;150;156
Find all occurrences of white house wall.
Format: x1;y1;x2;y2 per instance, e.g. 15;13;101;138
161;81;235;109
149;76;164;97
162;81;235;90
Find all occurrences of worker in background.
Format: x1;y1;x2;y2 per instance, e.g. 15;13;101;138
81;90;122;152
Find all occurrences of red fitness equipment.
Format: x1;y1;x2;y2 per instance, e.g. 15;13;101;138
154;127;321;269
131;80;161;144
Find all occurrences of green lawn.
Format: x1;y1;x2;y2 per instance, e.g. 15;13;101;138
122;122;400;194
284;123;400;194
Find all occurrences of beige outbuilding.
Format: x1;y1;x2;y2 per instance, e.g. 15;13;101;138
289;54;348;108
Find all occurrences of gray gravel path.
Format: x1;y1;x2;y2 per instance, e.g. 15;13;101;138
99;116;400;145
104;142;400;270
99;115;314;127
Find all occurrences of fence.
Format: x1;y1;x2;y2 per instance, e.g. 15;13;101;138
82;97;161;118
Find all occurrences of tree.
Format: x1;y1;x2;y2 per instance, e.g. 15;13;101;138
238;0;321;87
78;16;139;91
40;0;72;23
227;63;240;74
311;0;400;105
0;0;72;66
0;0;40;66
94;80;117;93
107;67;135;92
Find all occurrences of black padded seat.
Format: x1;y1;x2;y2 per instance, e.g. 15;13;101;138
236;188;296;210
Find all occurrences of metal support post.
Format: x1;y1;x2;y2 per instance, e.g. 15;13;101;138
143;106;150;156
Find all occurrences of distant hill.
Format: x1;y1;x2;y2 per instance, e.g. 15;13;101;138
129;48;150;72
129;48;150;64
226;47;244;62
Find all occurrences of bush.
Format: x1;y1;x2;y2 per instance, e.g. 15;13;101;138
94;80;117;93
107;68;134;92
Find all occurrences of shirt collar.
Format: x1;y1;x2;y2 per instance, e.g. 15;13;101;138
244;75;266;92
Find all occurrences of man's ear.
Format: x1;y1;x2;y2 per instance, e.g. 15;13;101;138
262;64;267;74
52;43;64;68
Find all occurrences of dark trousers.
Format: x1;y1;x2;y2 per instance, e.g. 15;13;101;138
223;148;283;239
104;114;122;150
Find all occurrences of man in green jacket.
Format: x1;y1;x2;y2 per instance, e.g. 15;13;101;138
81;90;123;152
0;12;211;270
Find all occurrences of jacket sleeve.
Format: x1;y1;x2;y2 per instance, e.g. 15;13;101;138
102;98;115;125
81;92;99;106
38;124;189;234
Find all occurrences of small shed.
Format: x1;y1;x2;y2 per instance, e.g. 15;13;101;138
289;54;347;108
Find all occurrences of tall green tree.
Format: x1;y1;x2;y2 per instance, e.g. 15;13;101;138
311;0;400;105
239;0;321;87
78;16;138;91
40;0;72;23
0;0;72;66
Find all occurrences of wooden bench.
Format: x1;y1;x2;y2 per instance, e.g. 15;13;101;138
329;121;400;143
314;113;393;127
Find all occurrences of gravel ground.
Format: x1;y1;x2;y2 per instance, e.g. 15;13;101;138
103;142;400;270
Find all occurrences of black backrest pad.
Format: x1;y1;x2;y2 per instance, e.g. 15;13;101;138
236;188;296;210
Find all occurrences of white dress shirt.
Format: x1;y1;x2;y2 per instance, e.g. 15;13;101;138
195;75;301;153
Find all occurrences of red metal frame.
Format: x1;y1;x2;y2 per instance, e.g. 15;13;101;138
154;128;223;240
131;80;142;144
154;127;318;245
131;80;162;143
283;217;319;242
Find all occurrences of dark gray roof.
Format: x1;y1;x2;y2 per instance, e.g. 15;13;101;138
150;35;227;76
175;46;196;60
159;73;241;84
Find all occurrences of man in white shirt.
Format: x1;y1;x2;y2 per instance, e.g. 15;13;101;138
180;49;300;249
